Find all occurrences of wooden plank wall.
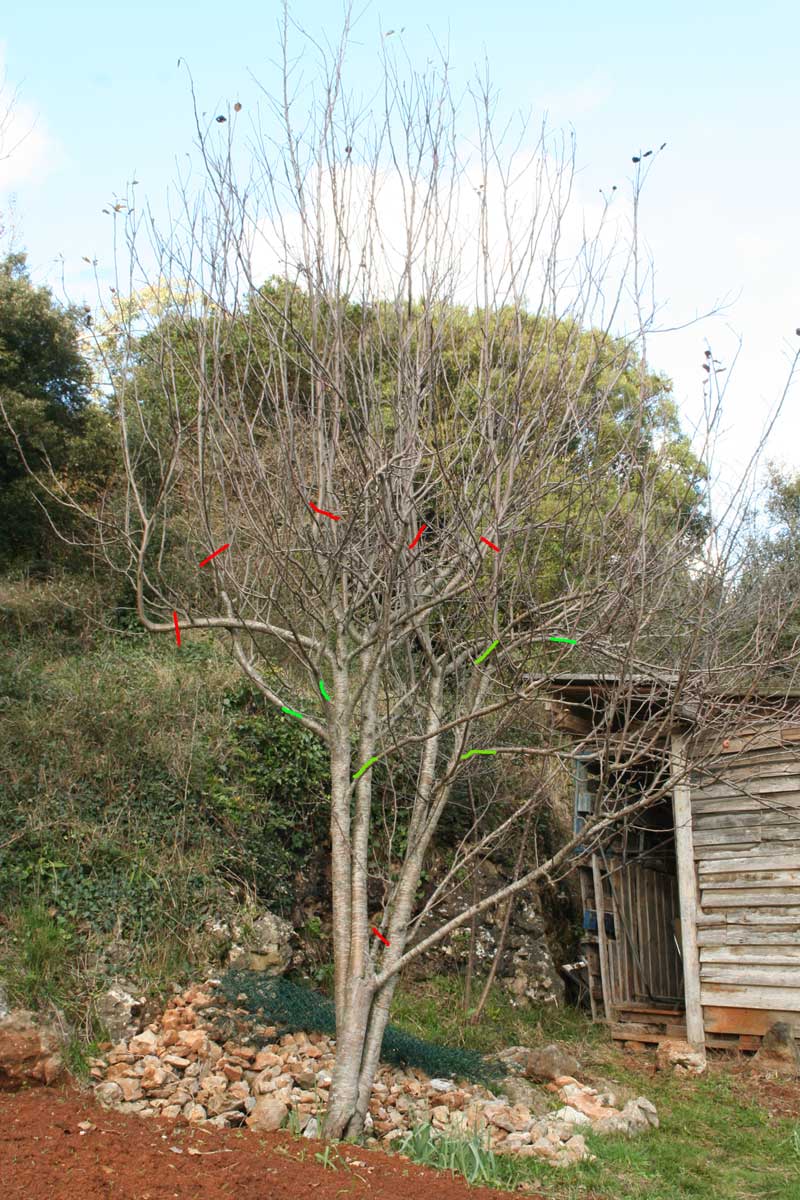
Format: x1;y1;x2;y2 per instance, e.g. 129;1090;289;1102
692;746;800;1036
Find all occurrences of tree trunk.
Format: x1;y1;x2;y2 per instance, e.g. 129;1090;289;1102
324;973;375;1139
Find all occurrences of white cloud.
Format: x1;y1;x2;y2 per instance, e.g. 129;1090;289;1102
0;48;58;191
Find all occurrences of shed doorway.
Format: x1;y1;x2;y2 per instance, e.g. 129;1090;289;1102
575;757;686;1039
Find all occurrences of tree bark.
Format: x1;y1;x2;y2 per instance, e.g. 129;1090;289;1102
324;972;375;1139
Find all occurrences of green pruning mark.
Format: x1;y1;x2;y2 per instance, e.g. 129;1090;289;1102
474;640;499;665
548;635;577;645
281;706;305;719
460;749;497;761
319;680;331;701
352;756;380;783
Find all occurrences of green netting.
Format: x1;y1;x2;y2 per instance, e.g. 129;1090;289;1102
220;970;505;1088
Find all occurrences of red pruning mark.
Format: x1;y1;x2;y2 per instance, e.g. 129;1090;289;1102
172;611;181;646
408;524;427;550
309;501;342;521
480;537;500;552
198;543;230;567
371;926;390;946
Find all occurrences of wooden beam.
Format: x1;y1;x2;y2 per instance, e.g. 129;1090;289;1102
703;1005;800;1036
672;733;705;1048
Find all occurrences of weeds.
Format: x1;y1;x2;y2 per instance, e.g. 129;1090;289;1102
394;1122;529;1189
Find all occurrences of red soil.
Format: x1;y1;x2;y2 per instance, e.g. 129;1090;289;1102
0;1085;548;1200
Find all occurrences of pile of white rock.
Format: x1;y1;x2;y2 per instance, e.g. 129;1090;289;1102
90;981;658;1168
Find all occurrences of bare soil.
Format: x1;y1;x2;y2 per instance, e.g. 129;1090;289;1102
0;1085;546;1200
726;1060;800;1120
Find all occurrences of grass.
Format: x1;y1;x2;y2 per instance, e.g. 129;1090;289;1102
391;972;602;1058
391;975;800;1200
394;1122;530;1190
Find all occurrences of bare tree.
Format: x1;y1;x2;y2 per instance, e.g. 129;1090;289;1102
6;10;800;1141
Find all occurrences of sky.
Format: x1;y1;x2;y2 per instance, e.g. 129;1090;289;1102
2;0;799;504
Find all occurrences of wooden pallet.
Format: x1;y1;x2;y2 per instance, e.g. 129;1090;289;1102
610;1002;687;1045
610;1020;687;1045
611;1004;763;1051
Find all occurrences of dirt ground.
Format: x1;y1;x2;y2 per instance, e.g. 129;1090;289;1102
726;1060;800;1120
0;1085;547;1200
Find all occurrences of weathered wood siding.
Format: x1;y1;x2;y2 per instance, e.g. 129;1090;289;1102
592;854;683;1009
691;746;800;1036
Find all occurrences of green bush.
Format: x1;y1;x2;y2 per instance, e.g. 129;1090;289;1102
204;679;331;912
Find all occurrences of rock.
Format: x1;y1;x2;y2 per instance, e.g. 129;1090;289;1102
128;1029;159;1057
524;1045;580;1082
186;1104;208;1124
0;1009;64;1088
558;1085;613;1122
431;1104;449;1124
407;862;563;1004
752;1023;800;1077
0;984;9;1021
176;1029;209;1057
495;1046;533;1071
560;1134;592;1164
551;1105;591;1127
253;1050;282;1070
595;1096;659;1137
246;1097;288;1132
140;1064;169;1092
222;910;294;974
655;1038;706;1077
95;1080;124;1107
484;1102;533;1133
302;1116;319;1138
502;1131;532;1150
118;1077;144;1102
428;1078;455;1092
96;983;145;1042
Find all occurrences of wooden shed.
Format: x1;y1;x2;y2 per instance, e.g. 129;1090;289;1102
547;675;800;1052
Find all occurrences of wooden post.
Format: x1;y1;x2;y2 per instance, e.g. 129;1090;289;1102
671;733;705;1048
592;854;612;1022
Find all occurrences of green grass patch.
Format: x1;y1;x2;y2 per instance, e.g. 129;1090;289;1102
391;972;602;1057
390;978;800;1199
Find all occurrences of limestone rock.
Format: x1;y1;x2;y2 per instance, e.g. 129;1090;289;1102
95;1080;124;1107
128;1028;159;1057
140;1064;169;1092
0;1009;64;1088
594;1096;659;1137
552;1104;591;1128
96;983;145;1042
655;1038;706;1077
752;1022;800;1077
86;974;656;1169
524;1044;580;1082
213;909;294;974
176;1029;209;1057
246;1097;288;1132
